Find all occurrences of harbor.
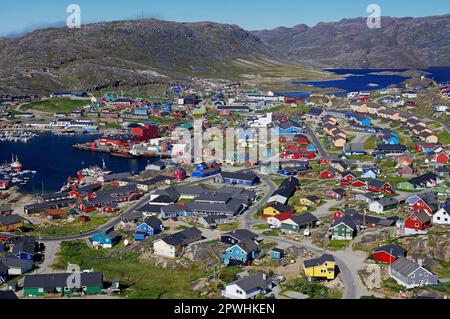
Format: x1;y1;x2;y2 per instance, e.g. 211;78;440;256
0;132;157;194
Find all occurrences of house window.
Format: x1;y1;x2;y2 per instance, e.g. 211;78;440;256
236;290;243;295
415;223;419;228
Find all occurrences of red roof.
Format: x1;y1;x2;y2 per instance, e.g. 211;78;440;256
275;212;293;221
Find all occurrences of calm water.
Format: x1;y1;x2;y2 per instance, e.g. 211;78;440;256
0;132;156;194
290;67;450;93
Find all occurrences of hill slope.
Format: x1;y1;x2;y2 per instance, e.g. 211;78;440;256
252;14;450;68
0;19;286;95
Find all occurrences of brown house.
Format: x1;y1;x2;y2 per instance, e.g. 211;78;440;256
0;215;24;232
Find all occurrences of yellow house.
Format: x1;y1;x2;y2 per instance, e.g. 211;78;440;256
367;103;385;115
294;205;308;213
332;137;347;148
299;196;321;207
304;254;336;280
350;102;368;114
263;203;292;217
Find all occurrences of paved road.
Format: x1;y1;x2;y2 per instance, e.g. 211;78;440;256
240;174;277;229
303;122;329;158
260;235;364;299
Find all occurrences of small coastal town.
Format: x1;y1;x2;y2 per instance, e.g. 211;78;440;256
1;2;450;309
1;70;450;301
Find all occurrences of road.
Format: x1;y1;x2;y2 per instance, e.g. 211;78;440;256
239;174;277;230
303;122;329;158
259;235;363;299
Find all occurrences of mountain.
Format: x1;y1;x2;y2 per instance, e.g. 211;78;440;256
252;14;450;68
0;19;285;95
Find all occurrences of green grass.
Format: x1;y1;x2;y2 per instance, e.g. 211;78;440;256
283;277;332;299
252;224;269;230
29;213;114;237
53;241;209;299
382;278;405;293
438;131;450;145
217;222;240;232
326;240;350;251
22;98;88;113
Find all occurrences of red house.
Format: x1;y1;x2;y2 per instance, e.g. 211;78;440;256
367;180;393;194
0;180;11;190
102;205;118;214
333;211;345;220
410;196;437;216
78;200;96;213
372;244;407;264
320;169;337;179
351;180;367;188
434;151;449;165
404;211;432;233
173;168;187;181
79;215;90;223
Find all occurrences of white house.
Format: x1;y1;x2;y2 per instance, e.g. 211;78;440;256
433;105;448;112
433;206;450;225
369;198;399;215
221;272;273;299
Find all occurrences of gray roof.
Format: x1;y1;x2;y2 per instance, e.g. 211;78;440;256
236;239;258;254
376;197;399;207
1;255;34;271
221;171;258;182
391;257;432;277
0;215;23;226
12;236;36;255
373;244;407;258
223;229;257;242
228;272;272;294
331;215;357;230
304;254;335;268
289;213;318;226
160;227;202;247
23;272;103;289
141;216;162;229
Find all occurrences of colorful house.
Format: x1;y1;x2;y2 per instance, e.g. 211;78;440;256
221;239;259;266
91;228;121;248
263;203;292;217
372;244;407;264
134;217;162;241
271;248;285;260
404;211;432;235
281;213;318;234
329;216;357;240
304;254;336;280
23;272;103;297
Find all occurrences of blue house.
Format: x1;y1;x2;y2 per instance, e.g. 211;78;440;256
192;163;222;178
307;144;317;152
134;216;163;241
361;169;378;179
160;204;194;219
92;228;121;248
349;113;372;127
273;121;303;135
12;237;36;261
220;172;260;186
271;248;285;260
221;239;259;266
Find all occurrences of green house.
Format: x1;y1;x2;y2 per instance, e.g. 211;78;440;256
396;181;422;192
281;213;318;234
23;272;103;297
329;216;357;240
